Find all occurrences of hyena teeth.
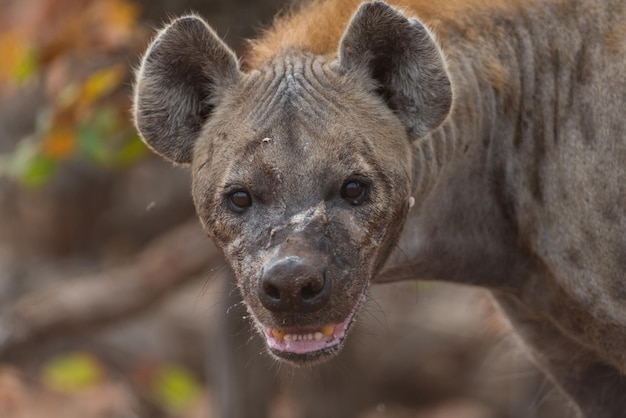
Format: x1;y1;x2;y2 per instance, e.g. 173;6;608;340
321;325;335;337
271;327;334;342
271;329;285;341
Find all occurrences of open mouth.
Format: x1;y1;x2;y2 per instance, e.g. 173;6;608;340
262;293;367;362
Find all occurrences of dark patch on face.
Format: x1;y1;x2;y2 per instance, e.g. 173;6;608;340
581;227;596;250
513;110;523;149
529;167;543;203
509;12;533;151
198;132;222;169
602;198;621;223
565;247;584;270
611;279;626;301
550;48;562;145
574;43;592;86
490;163;518;233
616;244;626;272
578;103;596;145
210;221;234;245
482;134;491;150
526;115;547;203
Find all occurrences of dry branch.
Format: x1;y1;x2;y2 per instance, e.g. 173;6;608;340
0;219;222;359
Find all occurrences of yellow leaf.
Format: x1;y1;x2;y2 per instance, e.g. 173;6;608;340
100;0;139;30
41;352;103;393
0;31;22;81
151;364;201;413
43;127;76;158
0;30;37;83
90;0;140;47
79;65;126;105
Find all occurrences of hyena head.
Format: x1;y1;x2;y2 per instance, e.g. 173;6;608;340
134;2;452;365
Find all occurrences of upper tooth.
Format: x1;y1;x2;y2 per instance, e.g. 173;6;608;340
271;329;285;341
321;325;335;337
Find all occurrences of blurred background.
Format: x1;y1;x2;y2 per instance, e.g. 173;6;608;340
0;0;573;417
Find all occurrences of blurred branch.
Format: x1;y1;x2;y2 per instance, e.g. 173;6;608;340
0;219;221;359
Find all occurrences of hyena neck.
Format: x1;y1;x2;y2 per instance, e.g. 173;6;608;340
381;19;536;289
383;5;626;416
384;0;602;286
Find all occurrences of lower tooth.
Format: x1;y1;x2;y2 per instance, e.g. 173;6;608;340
314;332;323;341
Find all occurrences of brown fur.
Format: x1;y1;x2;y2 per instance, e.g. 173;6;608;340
133;1;626;417
245;0;527;67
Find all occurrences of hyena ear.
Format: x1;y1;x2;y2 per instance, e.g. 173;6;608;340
338;1;452;140
133;15;241;164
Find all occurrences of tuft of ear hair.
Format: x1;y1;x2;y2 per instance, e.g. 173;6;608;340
338;1;452;140
133;15;241;165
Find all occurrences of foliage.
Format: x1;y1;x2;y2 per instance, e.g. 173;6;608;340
150;364;202;413
132;360;203;414
41;351;104;393
0;0;148;188
39;352;202;414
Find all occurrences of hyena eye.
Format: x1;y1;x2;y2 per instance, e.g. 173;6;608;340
341;180;368;205
228;190;252;213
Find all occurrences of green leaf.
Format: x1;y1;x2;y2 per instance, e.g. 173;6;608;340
80;65;126;104
113;133;147;167
14;46;39;83
19;153;57;188
77;124;107;163
91;106;119;133
1;138;57;188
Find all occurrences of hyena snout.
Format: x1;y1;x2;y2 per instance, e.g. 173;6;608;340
259;255;331;313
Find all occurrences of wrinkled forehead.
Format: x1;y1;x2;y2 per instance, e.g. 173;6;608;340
223;53;371;170
196;50;410;204
240;52;349;141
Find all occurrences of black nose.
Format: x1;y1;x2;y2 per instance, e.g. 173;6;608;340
259;256;330;313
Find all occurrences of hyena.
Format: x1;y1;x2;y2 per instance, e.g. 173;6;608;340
133;0;626;416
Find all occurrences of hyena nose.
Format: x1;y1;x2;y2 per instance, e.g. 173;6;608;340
259;256;330;313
